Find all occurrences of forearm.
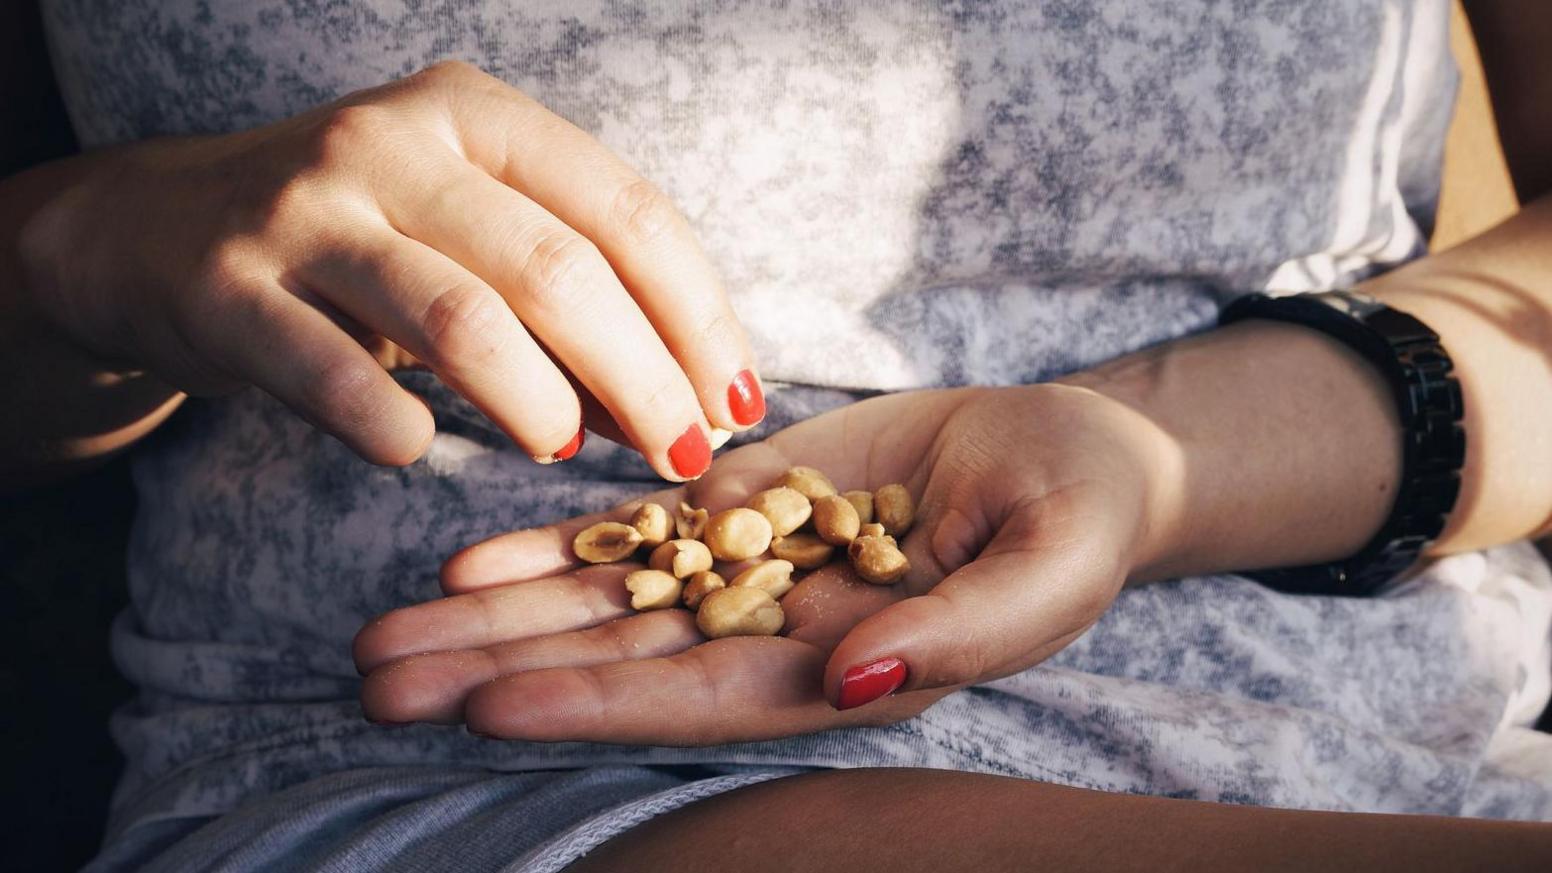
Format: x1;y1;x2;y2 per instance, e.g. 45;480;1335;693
571;769;1552;873
0;156;183;493
1071;195;1552;581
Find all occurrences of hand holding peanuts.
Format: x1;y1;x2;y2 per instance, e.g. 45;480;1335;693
18;61;761;479
355;383;1175;743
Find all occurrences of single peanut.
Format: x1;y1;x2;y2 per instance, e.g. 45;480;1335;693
730;559;796;600
746;487;812;537
812;494;861;546
625;569;683;610
648;538;714;578
874;484;915;536
842;490;875;525
573;522;644;563
696;586;785;638
676;501;709;540
849;534;909;584
630;503;673;548
703;507;774;562
682;570;727;610
774;466;837;501
769;532;834;569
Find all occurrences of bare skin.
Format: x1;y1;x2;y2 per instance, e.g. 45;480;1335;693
568;770;1552;873
4;0;1552;869
3;59;764;489
357;1;1552;867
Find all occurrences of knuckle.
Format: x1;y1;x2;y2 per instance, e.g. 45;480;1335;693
635;376;686;421
422;58;483;84
690;310;733;347
416;286;508;370
936;643;991;686
314;103;392;164
609;178;680;248
302;358;382;429
194;239;259;293
518;231;603;311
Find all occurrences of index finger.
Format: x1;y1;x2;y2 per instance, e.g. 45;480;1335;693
433;63;765;433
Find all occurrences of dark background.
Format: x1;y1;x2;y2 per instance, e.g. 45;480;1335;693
3;3;133;871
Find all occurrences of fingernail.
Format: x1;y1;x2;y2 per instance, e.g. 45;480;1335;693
533;427;584;464
836;657;907;710
727;369;765;427
668;424;711;479
554;427;584;461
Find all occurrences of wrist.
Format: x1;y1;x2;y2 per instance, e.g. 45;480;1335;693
1062;319;1402;583
11;151;135;359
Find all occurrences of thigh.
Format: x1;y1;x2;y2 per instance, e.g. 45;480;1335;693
567;768;1552;873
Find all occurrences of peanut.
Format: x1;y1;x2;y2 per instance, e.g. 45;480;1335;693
676;501;709;540
842;490;875;525
625;569;683;610
812;494;861;546
630;503;673;548
874;484;915;536
696;586;785;638
573;522;644;563
848;534;909;584
703;507;774;562
859;522;889;541
746;487;812;537
648;538;714;579
682;570;726;610
730;559;796;600
774;466;837;501
769;532;834;569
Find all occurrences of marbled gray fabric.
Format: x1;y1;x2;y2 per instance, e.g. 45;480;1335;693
35;1;1552;870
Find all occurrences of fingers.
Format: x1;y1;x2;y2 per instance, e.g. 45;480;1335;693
823;494;1125;708
434;64;764;433
463;636;938;744
353;564;639;673
385;158;715;480
439;442;792;595
202;284;433;465
302;223;583;460
361;608;703;724
440;491;682;594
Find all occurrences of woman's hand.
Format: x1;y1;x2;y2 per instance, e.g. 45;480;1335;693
354;383;1183;743
16;61;760;478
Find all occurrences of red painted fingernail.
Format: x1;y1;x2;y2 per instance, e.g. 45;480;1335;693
668;424;711;479
554;427;584;461
727;369;765;427
836;657;907;710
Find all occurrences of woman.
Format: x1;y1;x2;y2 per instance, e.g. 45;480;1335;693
4;0;1552;869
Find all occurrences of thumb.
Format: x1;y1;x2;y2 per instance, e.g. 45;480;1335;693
822;495;1122;710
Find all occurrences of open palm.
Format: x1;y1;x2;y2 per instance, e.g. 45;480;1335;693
354;384;1171;744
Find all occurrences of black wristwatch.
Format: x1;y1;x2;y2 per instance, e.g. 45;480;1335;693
1219;291;1466;596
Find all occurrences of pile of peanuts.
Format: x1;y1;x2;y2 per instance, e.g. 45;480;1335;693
571;467;915;639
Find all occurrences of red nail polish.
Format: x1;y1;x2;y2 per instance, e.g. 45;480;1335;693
668;425;711;479
836;657;907;710
727;369;765;427
554;427;584;461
